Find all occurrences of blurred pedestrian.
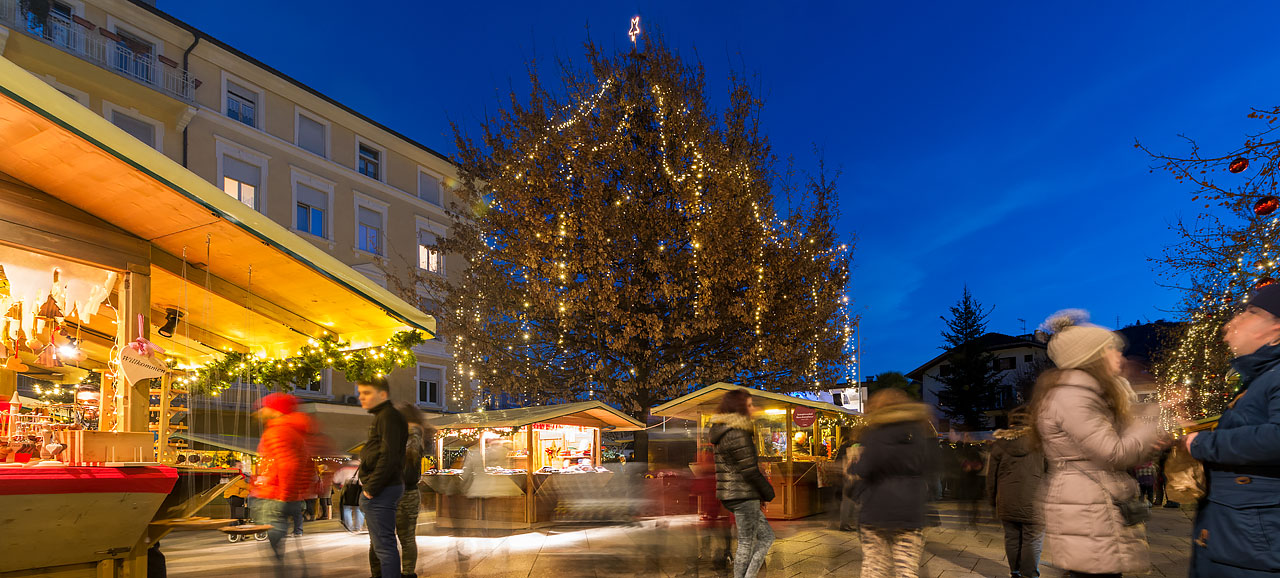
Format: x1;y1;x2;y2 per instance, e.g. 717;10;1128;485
368;401;432;578
709;389;775;578
851;389;934;578
1031;311;1163;577
834;431;861;532
250;392;314;572
1134;460;1157;506
316;463;334;520
1184;285;1280;576
357;377;409;578
340;474;365;533
988;406;1046;578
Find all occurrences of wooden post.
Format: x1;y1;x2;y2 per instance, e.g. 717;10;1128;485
593;427;601;467
119;269;150;434
155;372;172;464
525;426;535;525
785;406;794;519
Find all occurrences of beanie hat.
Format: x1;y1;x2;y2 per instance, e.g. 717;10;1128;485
1044;309;1121;369
258;392;298;415
1248;284;1280;318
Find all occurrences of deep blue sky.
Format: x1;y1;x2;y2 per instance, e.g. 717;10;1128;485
161;1;1280;377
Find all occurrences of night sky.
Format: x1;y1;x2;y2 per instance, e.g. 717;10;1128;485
160;1;1280;378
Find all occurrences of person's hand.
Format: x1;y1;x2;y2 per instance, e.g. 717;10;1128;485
1182;432;1199;452
362;491;372;499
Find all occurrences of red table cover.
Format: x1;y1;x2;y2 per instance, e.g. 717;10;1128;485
0;465;177;495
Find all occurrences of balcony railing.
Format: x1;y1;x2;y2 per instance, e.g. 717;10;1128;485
0;1;194;102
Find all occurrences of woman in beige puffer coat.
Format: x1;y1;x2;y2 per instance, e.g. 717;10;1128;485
1031;312;1162;577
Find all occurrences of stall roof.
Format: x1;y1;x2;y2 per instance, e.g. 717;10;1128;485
0;56;434;357
651;382;856;420
429;401;645;431
173;432;348;457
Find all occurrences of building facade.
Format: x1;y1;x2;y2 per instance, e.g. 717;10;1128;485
907;332;1050;431
0;0;464;416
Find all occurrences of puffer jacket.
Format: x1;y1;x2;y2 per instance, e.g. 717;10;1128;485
1037;369;1158;574
252;411;315;502
1189;341;1280;577
708;413;775;503
850;402;934;529
986;426;1046;523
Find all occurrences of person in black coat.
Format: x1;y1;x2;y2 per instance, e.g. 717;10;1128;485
708;388;775;578
987;407;1047;578
850;389;935;578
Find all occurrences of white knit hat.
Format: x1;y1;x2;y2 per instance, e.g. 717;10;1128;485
1044;310;1122;369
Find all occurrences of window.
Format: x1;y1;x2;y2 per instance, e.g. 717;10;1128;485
296;112;327;157
418;228;443;273
994;357;1017;371
358;143;381;180
295;184;327;238
226;80;257;128
221;156;260;209
294;370;328;396
1024;354;1033;363
48;2;74;48
939;364;952;377
357;206;383;255
418;366;443;406
110;109;156;148
113;28;155;84
418;169;442;205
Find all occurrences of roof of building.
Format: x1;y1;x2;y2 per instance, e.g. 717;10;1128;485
129;1;453;167
650;382;857;420
1115;321;1182;365
428;401;645;431
905;333;1046;381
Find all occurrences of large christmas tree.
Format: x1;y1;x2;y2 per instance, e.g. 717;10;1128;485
411;30;855;454
1142;107;1280;423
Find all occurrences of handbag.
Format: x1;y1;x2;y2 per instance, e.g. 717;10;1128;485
1069;462;1150;526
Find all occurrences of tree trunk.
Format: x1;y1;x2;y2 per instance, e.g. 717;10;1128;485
632;405;651;467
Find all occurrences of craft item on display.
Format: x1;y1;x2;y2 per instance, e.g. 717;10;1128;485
119;346;166;385
5;348;27;372
0;248;117;339
37;295;61;319
129;314;164;358
35;345;59;368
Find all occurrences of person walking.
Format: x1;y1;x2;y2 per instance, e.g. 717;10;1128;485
834;432;861;532
1031;311;1162;578
851;388;934;578
708;388;776;578
1133;461;1157;506
988;407;1047;578
339;473;365;533
369;401;431;578
1183;285;1280;577
249;393;314;571
357;377;409;578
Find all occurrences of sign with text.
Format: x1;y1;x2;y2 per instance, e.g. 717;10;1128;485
118;347;166;385
793;406;817;428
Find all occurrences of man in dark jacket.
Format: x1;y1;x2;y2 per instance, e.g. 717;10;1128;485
987;408;1046;578
358;377;409;578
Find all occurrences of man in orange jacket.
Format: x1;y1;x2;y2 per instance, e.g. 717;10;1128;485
251;393;314;567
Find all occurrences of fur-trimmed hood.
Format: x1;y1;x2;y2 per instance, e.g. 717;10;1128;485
708;413;754;444
993;426;1030;441
993;425;1033;457
864;402;932;428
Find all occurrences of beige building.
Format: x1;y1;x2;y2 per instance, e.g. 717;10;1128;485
0;0;466;427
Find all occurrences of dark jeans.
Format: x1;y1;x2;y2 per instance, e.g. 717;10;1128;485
290;500;306;533
1000;520;1042;577
361;483;405;578
371;488;420;577
1138;483;1154;504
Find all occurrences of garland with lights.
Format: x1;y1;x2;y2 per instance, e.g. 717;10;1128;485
184;330;427;394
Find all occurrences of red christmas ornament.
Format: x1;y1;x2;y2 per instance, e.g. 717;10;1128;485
1255;196;1280;217
1259;277;1277;290
1230;157;1250;174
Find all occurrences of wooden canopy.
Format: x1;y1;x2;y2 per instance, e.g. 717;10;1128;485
0;56;433;358
650;382;856;420
429;401;645;431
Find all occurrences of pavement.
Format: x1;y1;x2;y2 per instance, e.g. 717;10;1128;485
160;502;1194;577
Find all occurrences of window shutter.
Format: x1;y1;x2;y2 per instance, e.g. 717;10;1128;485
296;183;326;208
111;111;155;147
298;115;326;157
223;156;260;187
418;171;442;205
358;206;381;229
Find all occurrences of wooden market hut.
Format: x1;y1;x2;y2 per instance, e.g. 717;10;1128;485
651;382;860;520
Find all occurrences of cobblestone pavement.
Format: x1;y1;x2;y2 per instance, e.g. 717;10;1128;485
160;502;1193;577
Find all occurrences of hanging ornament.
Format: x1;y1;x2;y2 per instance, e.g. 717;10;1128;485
4;351;27;372
37;294;61;319
1259;277;1277;290
35;345;59;367
1230;157;1250;174
1255;196;1280;217
1233;232;1248;244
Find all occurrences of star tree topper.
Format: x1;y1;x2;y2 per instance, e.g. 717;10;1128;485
628;16;641;45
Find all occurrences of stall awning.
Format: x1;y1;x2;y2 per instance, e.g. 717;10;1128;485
0;56;433;358
428;401;645;431
651;382;856;420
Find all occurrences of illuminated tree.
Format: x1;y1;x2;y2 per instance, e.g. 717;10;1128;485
1140;106;1280;422
408;32;856;458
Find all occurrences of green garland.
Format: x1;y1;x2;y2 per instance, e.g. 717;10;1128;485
182;331;426;394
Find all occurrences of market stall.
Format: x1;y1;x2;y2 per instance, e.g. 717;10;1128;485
0;56;434;576
424;401;644;529
651;382;861;520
